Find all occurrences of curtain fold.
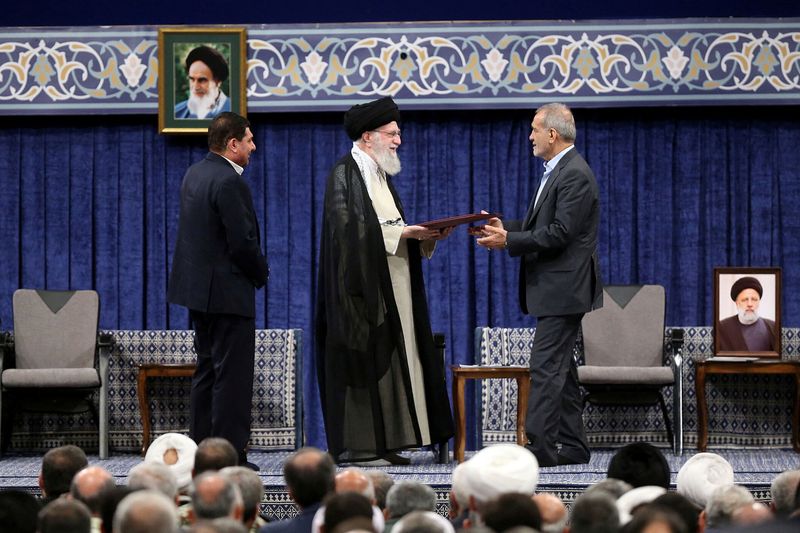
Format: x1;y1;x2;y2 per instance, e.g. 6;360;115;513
0;107;797;448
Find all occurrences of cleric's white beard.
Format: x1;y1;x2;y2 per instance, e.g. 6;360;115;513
737;308;759;325
187;85;221;119
375;148;402;176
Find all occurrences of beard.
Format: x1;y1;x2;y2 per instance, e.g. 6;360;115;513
737;308;759;325
187;83;221;119
373;142;402;176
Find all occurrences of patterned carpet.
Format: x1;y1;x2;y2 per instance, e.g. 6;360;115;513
1;447;797;518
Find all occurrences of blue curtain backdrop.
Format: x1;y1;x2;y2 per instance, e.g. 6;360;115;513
1;107;798;448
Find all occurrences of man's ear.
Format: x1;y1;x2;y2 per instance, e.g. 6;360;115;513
38;472;45;494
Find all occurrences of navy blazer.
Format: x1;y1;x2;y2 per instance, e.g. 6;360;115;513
506;148;602;317
259;502;321;533
168;152;268;318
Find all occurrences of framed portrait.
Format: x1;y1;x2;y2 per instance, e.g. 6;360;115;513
158;27;247;134
713;266;782;358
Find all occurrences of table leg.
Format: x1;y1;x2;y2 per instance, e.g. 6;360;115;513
516;375;530;446
453;375;466;463
696;364;708;451
137;369;150;456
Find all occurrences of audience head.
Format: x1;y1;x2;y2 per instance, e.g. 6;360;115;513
100;486;137;533
770;469;800;516
569;491;620;533
731;501;773;527
70;465;116;514
329;516;376;533
448;462;470;519
623;506;687;533
191;471;244;522
323;492;374;533
460;444;539;509
676;452;734;508
190;517;248;533
703;484;754;530
194;437;239;476
482;492;542;532
128;461;179;501
651;492;701;533
113;489;179;533
38;497;92;533
385;481;436;519
532;492;567;533
607;442;670;489
585;478;633;500
335;467;375;502
393;510;456;533
617;486;667;526
40;444;88;499
367;470;394;510
0;490;40;533
284;447;336;508
145;432;197;491
220;465;265;526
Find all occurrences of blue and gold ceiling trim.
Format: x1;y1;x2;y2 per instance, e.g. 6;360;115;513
1;19;798;115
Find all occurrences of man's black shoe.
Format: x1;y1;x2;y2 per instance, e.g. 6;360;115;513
383;452;411;465
557;453;589;466
239;458;260;471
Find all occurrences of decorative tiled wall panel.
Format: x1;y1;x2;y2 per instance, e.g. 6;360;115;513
1;19;799;114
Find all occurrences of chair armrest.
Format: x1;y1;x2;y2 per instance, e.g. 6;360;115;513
97;333;114;348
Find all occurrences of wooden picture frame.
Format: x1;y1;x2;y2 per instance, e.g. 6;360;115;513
713;266;782;358
158;27;246;134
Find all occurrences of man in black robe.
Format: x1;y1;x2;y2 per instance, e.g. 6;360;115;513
316;96;454;465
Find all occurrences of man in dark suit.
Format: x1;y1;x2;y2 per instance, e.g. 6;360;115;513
477;103;602;467
259;447;336;533
168;112;268;469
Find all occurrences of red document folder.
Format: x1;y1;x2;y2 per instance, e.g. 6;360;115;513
417;212;502;229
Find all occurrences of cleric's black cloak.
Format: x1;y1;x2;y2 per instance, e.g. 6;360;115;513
315;153;454;461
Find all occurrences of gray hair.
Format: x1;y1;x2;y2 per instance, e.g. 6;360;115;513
704;485;754;529
570;491;620;533
385;482;436;519
38;498;92;533
585;478;633;500
191;517;248;533
128;462;179;500
771;469;800;516
366;470;394;510
536;103;576;142
220;466;265;523
191;471;243;520
339;467;375;501
113;490;179;533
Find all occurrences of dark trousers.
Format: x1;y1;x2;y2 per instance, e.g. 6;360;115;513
525;313;590;466
189;310;255;459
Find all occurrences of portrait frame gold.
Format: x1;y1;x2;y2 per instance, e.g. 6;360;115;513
158;27;247;134
713;266;782;358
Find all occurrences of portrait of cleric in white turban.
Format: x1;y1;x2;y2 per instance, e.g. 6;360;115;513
174;44;231;120
714;268;781;356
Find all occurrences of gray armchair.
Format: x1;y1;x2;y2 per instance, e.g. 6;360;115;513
0;289;112;458
578;285;684;455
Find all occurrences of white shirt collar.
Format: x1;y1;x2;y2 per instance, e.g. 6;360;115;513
220;154;244;175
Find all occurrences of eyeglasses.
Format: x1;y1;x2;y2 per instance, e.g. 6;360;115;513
371;129;402;139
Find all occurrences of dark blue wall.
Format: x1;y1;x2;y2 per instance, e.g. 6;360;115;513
5;1;799;27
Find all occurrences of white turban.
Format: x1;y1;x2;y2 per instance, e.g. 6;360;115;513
676;452;735;508
144;432;197;490
616;485;666;525
460;444;539;503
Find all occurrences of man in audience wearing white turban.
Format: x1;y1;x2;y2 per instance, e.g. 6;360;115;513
677;452;735;509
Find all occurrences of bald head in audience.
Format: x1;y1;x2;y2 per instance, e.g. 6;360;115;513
113;489;179;533
191;470;244;522
70;465;116;515
533;493;567;533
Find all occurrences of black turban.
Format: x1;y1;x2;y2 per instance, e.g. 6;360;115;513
343;96;401;140
185;45;229;82
730;276;763;301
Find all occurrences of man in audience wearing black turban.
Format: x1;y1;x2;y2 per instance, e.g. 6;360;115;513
174;45;231;120
316;96;454;465
717;276;777;352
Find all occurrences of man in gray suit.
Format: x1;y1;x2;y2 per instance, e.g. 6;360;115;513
168;112;268;469
477;103;602;467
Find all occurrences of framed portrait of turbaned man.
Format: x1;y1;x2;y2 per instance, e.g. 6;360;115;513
158;27;247;134
713;266;782;358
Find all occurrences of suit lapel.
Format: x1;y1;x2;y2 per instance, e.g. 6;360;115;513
525;148;577;227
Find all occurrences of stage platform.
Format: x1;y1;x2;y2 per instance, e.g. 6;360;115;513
1;448;796;519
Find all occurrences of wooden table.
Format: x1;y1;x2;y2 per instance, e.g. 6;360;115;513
695;358;800;452
451;365;530;463
137;363;196;455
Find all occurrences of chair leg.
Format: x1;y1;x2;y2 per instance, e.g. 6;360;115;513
99;386;108;459
658;391;674;449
